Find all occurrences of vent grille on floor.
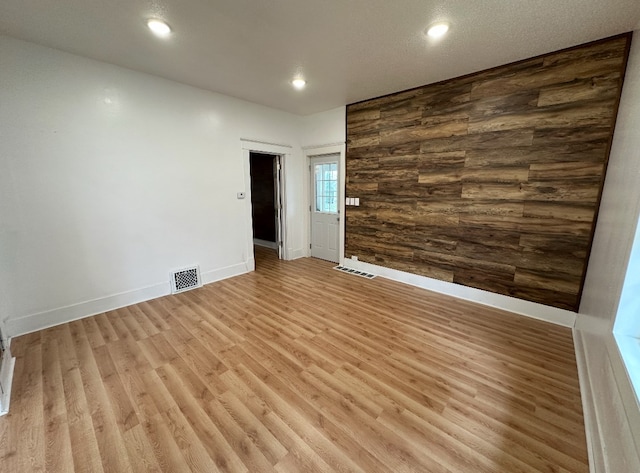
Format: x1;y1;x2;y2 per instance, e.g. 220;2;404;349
170;266;202;294
333;266;376;279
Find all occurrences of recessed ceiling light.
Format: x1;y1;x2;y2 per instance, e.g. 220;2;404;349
426;22;449;39
292;78;306;90
147;19;172;38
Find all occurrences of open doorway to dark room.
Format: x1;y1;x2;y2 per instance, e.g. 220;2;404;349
249;152;280;264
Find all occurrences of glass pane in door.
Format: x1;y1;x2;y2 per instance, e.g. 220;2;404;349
314;162;338;213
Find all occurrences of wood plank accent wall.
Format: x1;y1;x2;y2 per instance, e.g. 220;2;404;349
345;34;631;311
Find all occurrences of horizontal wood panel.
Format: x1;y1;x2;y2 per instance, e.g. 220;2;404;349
346;34;631;310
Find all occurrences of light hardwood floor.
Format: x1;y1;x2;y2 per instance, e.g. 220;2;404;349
0;247;589;472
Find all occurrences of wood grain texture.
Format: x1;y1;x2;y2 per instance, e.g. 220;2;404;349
0;247;589;472
346;34;631;310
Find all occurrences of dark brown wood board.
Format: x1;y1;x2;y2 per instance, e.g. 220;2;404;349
345;33;632;311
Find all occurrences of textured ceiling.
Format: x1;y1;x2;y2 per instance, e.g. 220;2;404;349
1;1;639;115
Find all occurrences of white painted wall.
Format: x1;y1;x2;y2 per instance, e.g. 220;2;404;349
0;36;311;336
299;107;347;259
575;29;640;473
299;106;346;148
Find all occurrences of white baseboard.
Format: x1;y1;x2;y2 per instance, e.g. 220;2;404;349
253;238;278;249
5;262;250;338
4;283;169;338
289;248;307;260
201;262;250;285
244;258;256;273
0;340;16;416
573;329;640;473
341;258;576;327
574;331;603;472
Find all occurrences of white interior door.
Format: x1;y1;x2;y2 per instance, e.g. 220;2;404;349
310;155;340;263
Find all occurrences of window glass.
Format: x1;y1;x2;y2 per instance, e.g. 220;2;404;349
314;162;338;213
614;217;640;404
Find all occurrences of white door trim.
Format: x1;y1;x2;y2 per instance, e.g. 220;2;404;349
0;331;16;416
304;143;346;263
241;139;291;264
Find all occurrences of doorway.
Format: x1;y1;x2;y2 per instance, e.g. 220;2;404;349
310;154;340;263
249;152;284;261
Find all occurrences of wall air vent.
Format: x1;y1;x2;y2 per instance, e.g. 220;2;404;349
333;266;376;279
170;266;202;294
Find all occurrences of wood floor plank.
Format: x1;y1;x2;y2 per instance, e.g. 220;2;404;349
218;390;288;465
156;364;248;473
140;413;199;473
135;301;171;332
14;337;45;472
0;246;590;472
106;339;159;424
81;316;107;349
91;344;140;433
57;324;105;473
107;310;136;342
122;423;163;473
233;362;372;473
69;320;135;473
161;405;226;473
93;313;119;344
41;335;74;472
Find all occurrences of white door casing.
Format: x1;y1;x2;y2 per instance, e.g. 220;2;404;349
310;154;340;263
241;139;291;265
274;155;283;259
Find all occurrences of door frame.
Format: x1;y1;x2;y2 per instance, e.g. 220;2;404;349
0;323;15;416
304;143;346;264
248;152;282;256
241;139;292;267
